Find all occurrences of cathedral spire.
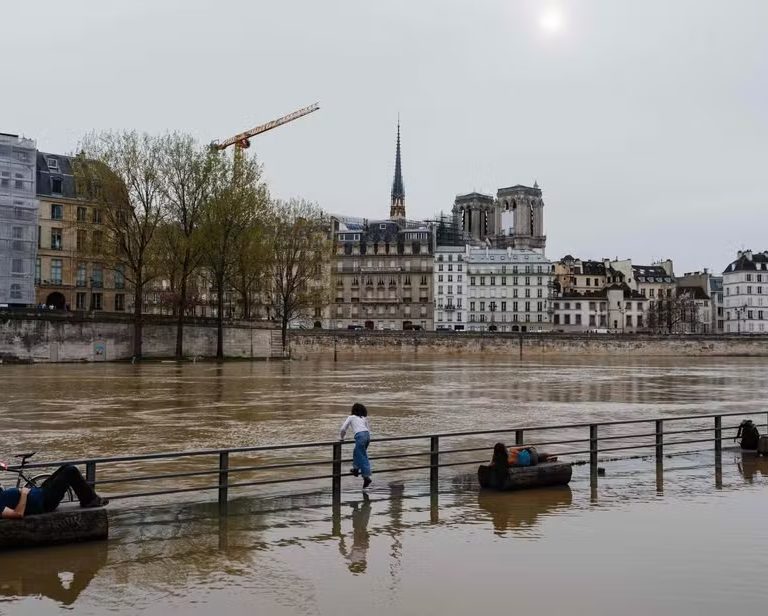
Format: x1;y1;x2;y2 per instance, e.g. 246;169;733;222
390;119;406;219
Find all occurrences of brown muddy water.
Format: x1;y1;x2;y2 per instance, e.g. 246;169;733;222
1;356;768;615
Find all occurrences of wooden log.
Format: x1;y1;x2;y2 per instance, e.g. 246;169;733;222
478;461;572;491
0;503;108;550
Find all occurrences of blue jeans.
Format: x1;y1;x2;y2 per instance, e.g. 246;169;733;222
353;431;371;478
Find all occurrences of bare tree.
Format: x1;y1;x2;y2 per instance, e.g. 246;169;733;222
268;199;331;350
75;132;166;359
230;223;272;320
158;134;221;358
200;153;268;359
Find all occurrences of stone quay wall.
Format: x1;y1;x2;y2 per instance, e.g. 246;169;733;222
0;312;278;362
288;330;768;358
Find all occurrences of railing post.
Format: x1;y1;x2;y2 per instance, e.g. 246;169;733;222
515;430;524;446
85;461;96;488
332;442;342;502
218;452;229;509
655;420;664;459
430;436;439;493
714;415;722;454
589;424;599;476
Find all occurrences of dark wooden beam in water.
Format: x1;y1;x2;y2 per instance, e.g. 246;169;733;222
0;504;108;549
478;462;573;490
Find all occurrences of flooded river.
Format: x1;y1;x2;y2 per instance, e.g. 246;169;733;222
1;356;768;615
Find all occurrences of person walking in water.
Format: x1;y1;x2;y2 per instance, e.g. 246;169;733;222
340;403;372;489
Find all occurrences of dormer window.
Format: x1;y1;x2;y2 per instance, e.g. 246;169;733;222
51;177;63;194
47;157;59;171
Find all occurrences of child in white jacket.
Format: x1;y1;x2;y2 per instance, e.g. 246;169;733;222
340;403;372;489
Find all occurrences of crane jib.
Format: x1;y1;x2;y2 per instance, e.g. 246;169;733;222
215;102;320;150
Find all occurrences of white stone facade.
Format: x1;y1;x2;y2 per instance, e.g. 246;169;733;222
723;250;768;334
552;289;647;333
433;246;553;332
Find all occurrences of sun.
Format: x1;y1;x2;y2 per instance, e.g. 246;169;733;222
539;7;565;35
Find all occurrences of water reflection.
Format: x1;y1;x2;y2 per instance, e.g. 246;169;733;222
477;487;573;536
0;541;107;606
737;453;768;483
338;493;371;574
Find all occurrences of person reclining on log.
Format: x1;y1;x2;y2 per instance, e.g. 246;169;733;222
0;464;108;519
490;442;558;471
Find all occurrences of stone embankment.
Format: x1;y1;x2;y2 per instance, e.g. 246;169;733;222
289;330;768;358
0;312;279;362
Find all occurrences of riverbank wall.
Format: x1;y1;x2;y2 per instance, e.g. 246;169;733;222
289;330;768;358
0;312;279;362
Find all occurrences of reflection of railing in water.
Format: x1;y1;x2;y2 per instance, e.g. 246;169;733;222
13;411;768;508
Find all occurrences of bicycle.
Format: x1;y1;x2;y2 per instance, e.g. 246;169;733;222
0;452;74;502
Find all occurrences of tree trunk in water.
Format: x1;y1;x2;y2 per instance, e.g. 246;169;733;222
216;271;225;360
175;275;187;359
133;282;143;360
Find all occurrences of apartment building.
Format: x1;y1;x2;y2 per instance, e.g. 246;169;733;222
0;133;38;305
552;286;647;333
723;250;768;334
35;152;126;312
463;246;554;332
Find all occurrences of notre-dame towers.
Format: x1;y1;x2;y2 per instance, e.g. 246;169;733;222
452;182;546;253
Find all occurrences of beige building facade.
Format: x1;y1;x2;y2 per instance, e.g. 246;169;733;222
35;152;126;313
332;218;433;330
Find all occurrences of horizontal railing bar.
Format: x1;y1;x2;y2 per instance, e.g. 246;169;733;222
18;410;764;470
595;431;658;442
93;459;337;486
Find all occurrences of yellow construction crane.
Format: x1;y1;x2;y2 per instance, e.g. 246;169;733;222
211;102;320;156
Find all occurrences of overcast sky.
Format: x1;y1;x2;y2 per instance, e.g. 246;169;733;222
4;1;767;274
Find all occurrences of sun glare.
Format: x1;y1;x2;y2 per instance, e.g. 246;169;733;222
539;7;565;35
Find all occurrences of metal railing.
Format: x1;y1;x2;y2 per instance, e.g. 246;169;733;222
12;410;768;509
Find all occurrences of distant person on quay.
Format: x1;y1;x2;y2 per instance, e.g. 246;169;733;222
0;464;109;519
340;403;373;489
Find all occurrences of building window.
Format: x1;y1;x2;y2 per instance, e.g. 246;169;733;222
115;294;125;312
93;209;102;224
51;259;63;285
10;284;22;300
46;157;59;170
51;177;63;194
93;230;103;253
91;293;103;311
51;204;63;220
115;266;125;290
76;292;87;310
76;230;87;252
76;263;87;287
92;263;103;288
77;206;88;222
11;258;24;274
51;228;63;250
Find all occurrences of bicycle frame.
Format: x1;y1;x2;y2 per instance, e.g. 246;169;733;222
0;460;37;490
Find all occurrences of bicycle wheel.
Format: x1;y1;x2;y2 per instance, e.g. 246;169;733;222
27;473;75;503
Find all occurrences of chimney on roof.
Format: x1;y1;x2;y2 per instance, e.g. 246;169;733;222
744;250;753;261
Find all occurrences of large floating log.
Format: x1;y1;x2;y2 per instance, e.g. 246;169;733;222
478;461;573;491
0;504;108;550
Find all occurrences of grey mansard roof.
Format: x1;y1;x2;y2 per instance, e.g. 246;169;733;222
723;251;768;273
36;152;78;198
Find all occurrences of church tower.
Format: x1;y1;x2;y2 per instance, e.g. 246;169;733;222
390;122;406;220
